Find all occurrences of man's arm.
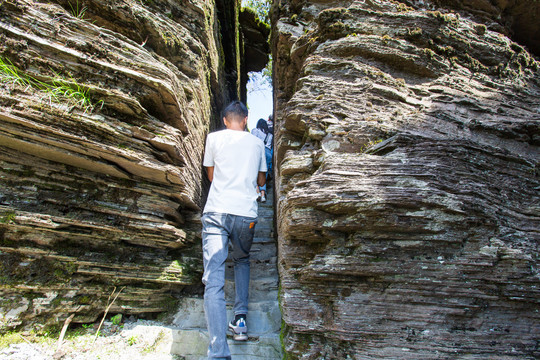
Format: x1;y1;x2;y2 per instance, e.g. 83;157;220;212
257;171;266;187
206;167;214;182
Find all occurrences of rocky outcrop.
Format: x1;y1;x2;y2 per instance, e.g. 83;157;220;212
240;7;271;101
273;0;539;358
0;0;268;331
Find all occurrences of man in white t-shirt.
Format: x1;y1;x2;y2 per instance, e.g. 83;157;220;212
201;101;267;359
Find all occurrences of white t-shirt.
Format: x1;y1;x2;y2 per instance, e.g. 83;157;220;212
203;129;267;217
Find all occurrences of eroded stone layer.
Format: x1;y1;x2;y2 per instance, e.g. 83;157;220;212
273;0;540;358
0;0;241;329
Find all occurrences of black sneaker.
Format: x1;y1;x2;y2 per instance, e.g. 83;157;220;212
228;317;248;341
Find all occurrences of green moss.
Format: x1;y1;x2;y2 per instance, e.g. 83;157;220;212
423;48;436;59
0;254;78;286
407;27;422;38
77;295;91;305
155;296;179;322
0;211;16;224
0;332;24;349
396;3;413;12
474;24;486;36
430;10;459;26
280;319;289;360
39;324;62;337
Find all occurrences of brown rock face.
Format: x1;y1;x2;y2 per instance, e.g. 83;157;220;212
0;0;268;330
432;0;540;56
273;0;539;358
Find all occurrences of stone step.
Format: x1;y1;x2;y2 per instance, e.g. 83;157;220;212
254;227;274;238
170;330;281;360
257;216;273;223
224;276;279;302
257;208;274;218
225;260;278;281
173;298;281;335
256;218;273;228
253;236;276;244
249;242;278;261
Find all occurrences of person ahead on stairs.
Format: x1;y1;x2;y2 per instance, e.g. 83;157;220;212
201;100;267;359
250;118;273;203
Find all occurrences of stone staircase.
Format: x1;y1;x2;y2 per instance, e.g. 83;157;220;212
170;189;282;360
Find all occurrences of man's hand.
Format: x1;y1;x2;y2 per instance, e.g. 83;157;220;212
206;167;214;182
257;172;266;187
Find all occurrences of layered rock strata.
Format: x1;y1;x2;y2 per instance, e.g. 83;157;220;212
273;0;540;358
0;0;268;330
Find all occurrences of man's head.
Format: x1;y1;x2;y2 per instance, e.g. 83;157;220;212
223;101;248;130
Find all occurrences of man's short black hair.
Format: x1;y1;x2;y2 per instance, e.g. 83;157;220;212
223;100;248;121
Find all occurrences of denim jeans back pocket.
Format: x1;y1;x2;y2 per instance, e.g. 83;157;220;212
232;217;257;258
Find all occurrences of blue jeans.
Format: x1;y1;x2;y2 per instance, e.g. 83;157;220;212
259;147;272;192
202;212;257;359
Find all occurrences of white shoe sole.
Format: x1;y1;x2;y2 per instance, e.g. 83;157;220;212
233;333;248;341
228;323;248;341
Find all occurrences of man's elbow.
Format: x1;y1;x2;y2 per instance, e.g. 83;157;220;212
257;172;266;187
206;167;214;182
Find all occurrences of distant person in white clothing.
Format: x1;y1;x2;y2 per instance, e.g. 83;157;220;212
250;118;273;202
201;101;267;359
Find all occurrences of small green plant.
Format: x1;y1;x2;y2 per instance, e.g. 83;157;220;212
360;139;383;153
0;57;102;114
0;58;30;87
68;1;88;19
127;335;138;346
111;314;122;326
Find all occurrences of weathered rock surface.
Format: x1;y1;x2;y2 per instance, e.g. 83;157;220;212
273;0;539;358
0;0;268;331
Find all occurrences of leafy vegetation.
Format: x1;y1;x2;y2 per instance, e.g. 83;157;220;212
242;0;270;25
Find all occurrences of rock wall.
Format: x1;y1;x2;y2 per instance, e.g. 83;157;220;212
0;0;268;330
272;0;539;358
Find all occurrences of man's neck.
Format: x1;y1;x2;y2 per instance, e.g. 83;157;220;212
224;116;247;131
226;124;245;131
